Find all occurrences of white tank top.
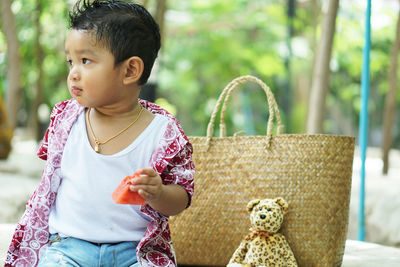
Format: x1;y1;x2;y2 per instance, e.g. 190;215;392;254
48;109;169;243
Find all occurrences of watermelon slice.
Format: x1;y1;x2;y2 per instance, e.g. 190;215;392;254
112;172;146;205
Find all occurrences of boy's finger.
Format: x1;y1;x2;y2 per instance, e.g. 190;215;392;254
132;185;153;196
129;185;138;192
129;176;147;185
130;184;150;192
136;168;156;176
138;189;153;199
130;175;160;186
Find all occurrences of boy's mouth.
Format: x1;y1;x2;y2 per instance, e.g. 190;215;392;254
71;86;83;96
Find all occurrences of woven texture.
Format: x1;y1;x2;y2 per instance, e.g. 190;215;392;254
169;76;355;267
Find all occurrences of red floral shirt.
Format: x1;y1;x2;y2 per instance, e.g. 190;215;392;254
5;99;195;267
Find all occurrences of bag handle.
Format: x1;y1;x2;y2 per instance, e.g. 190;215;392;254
206;75;284;148
219;76;283;137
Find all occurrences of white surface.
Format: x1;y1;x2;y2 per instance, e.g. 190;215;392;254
342;240;400;267
348;147;400;246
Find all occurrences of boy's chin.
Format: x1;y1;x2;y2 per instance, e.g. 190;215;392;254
71;96;86;106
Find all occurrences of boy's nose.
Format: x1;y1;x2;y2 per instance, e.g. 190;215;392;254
69;69;80;80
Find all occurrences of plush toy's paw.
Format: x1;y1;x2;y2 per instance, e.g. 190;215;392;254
227;264;243;267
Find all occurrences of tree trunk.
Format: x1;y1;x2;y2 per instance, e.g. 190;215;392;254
0;95;12;159
382;8;400;175
141;0;149;9
155;0;167;45
309;0;321;85
310;0;321;55
306;0;339;134
1;0;22;132
139;0;167;102
30;0;45;141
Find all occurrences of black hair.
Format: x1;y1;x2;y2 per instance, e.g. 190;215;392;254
69;0;161;85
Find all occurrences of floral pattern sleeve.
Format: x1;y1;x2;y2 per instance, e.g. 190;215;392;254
37;100;70;160
162;144;195;207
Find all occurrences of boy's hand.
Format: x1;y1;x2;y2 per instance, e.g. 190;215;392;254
128;168;188;216
129;168;164;203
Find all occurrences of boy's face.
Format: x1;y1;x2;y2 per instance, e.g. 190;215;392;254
65;30;126;107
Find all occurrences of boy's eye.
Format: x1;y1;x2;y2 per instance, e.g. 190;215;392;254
67;60;73;66
82;58;91;64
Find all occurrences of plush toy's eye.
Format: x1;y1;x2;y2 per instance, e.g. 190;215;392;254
259;207;262;211
267;208;272;212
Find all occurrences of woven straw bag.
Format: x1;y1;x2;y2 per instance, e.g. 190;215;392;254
169;75;355;267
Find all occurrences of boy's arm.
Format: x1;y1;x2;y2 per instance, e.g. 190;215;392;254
131;144;195;216
136;175;189;216
161;144;195;207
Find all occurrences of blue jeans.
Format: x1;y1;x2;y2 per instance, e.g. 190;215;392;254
38;234;140;267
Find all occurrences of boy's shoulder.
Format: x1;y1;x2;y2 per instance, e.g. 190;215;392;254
52;98;80;113
139;99;180;127
140;99;190;141
48;99;83;124
140;99;173;118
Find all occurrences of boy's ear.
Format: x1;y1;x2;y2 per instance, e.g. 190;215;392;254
122;56;144;85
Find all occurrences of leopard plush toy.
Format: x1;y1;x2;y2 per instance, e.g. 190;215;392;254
227;197;297;267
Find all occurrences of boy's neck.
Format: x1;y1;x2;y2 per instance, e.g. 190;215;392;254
92;84;142;117
92;100;141;118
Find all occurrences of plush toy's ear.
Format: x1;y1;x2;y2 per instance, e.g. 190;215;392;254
247;199;261;212
274;197;289;214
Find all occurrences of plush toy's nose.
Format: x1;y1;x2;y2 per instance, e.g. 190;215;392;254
260;214;266;219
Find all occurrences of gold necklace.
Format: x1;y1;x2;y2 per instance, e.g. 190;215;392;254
87;104;144;153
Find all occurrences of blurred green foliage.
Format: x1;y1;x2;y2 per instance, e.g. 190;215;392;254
158;0;288;136
1;0;70;126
